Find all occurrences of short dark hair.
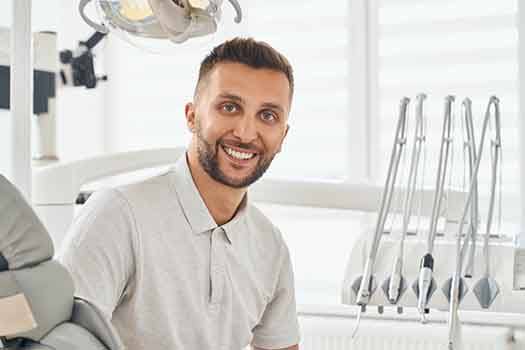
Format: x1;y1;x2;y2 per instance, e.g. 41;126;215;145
195;37;294;99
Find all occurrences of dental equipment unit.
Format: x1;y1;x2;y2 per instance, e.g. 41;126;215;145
343;95;525;348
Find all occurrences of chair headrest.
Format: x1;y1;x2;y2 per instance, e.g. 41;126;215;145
0;175;73;341
0;175;53;270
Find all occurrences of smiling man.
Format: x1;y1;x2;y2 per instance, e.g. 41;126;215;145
60;38;300;350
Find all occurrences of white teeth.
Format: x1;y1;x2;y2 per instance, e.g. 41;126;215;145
223;146;255;160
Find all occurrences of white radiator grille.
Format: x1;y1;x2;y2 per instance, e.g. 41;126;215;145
299;315;514;350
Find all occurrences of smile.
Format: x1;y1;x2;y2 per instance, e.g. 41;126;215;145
221;145;257;161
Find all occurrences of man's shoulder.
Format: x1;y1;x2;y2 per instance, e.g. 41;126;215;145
246;203;276;230
82;170;176;221
245;203;285;247
113;170;175;205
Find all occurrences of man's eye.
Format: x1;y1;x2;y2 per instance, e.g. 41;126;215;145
260;111;277;122
222;103;238;113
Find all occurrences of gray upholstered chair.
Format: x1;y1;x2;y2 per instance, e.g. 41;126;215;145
0;175;123;350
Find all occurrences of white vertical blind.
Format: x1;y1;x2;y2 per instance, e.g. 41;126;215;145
245;1;350;180
376;0;520;235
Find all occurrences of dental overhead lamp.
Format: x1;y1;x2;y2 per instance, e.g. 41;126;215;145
78;0;243;46
63;0;244;87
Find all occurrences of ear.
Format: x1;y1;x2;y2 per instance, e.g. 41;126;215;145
185;102;196;133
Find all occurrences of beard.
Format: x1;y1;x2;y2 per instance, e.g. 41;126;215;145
195;126;275;189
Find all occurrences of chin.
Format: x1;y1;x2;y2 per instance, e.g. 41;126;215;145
221;174;252;187
215;168;254;188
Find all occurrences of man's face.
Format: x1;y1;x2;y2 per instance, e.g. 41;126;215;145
186;62;291;189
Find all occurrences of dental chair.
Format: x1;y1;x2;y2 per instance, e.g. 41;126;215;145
0;175;123;350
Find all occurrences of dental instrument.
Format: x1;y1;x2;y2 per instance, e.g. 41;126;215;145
445;96;501;350
382;94;427;305
443;98;478;350
472;97;502;309
442;98;478;304
461;99;479;279
415;95;456;322
352;97;410;336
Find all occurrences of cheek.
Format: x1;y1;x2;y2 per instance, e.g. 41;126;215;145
262;131;286;153
197;115;220;140
200;110;233;138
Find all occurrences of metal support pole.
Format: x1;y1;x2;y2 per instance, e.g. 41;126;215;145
519;0;525;247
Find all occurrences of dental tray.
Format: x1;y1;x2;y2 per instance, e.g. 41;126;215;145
342;232;525;314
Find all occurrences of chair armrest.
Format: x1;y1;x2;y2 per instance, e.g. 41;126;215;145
70;298;124;350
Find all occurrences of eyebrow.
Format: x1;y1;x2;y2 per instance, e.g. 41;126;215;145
218;93;244;103
261;102;285;114
218;93;285;114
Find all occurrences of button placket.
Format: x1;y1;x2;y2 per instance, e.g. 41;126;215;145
209;227;225;306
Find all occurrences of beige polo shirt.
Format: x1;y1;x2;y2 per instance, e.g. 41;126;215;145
59;155;300;350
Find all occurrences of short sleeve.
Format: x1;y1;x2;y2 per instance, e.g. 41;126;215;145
58;189;136;320
251;242;300;349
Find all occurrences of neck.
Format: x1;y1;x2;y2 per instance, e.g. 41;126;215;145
186;152;246;226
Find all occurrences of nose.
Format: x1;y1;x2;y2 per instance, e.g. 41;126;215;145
232;115;258;143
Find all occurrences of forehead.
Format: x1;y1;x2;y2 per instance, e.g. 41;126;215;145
204;62;291;106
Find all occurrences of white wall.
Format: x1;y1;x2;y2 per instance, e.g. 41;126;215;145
54;0;106;162
0;0;105;181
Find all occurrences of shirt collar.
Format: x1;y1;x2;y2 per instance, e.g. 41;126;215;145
221;194;248;244
170;153;248;245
